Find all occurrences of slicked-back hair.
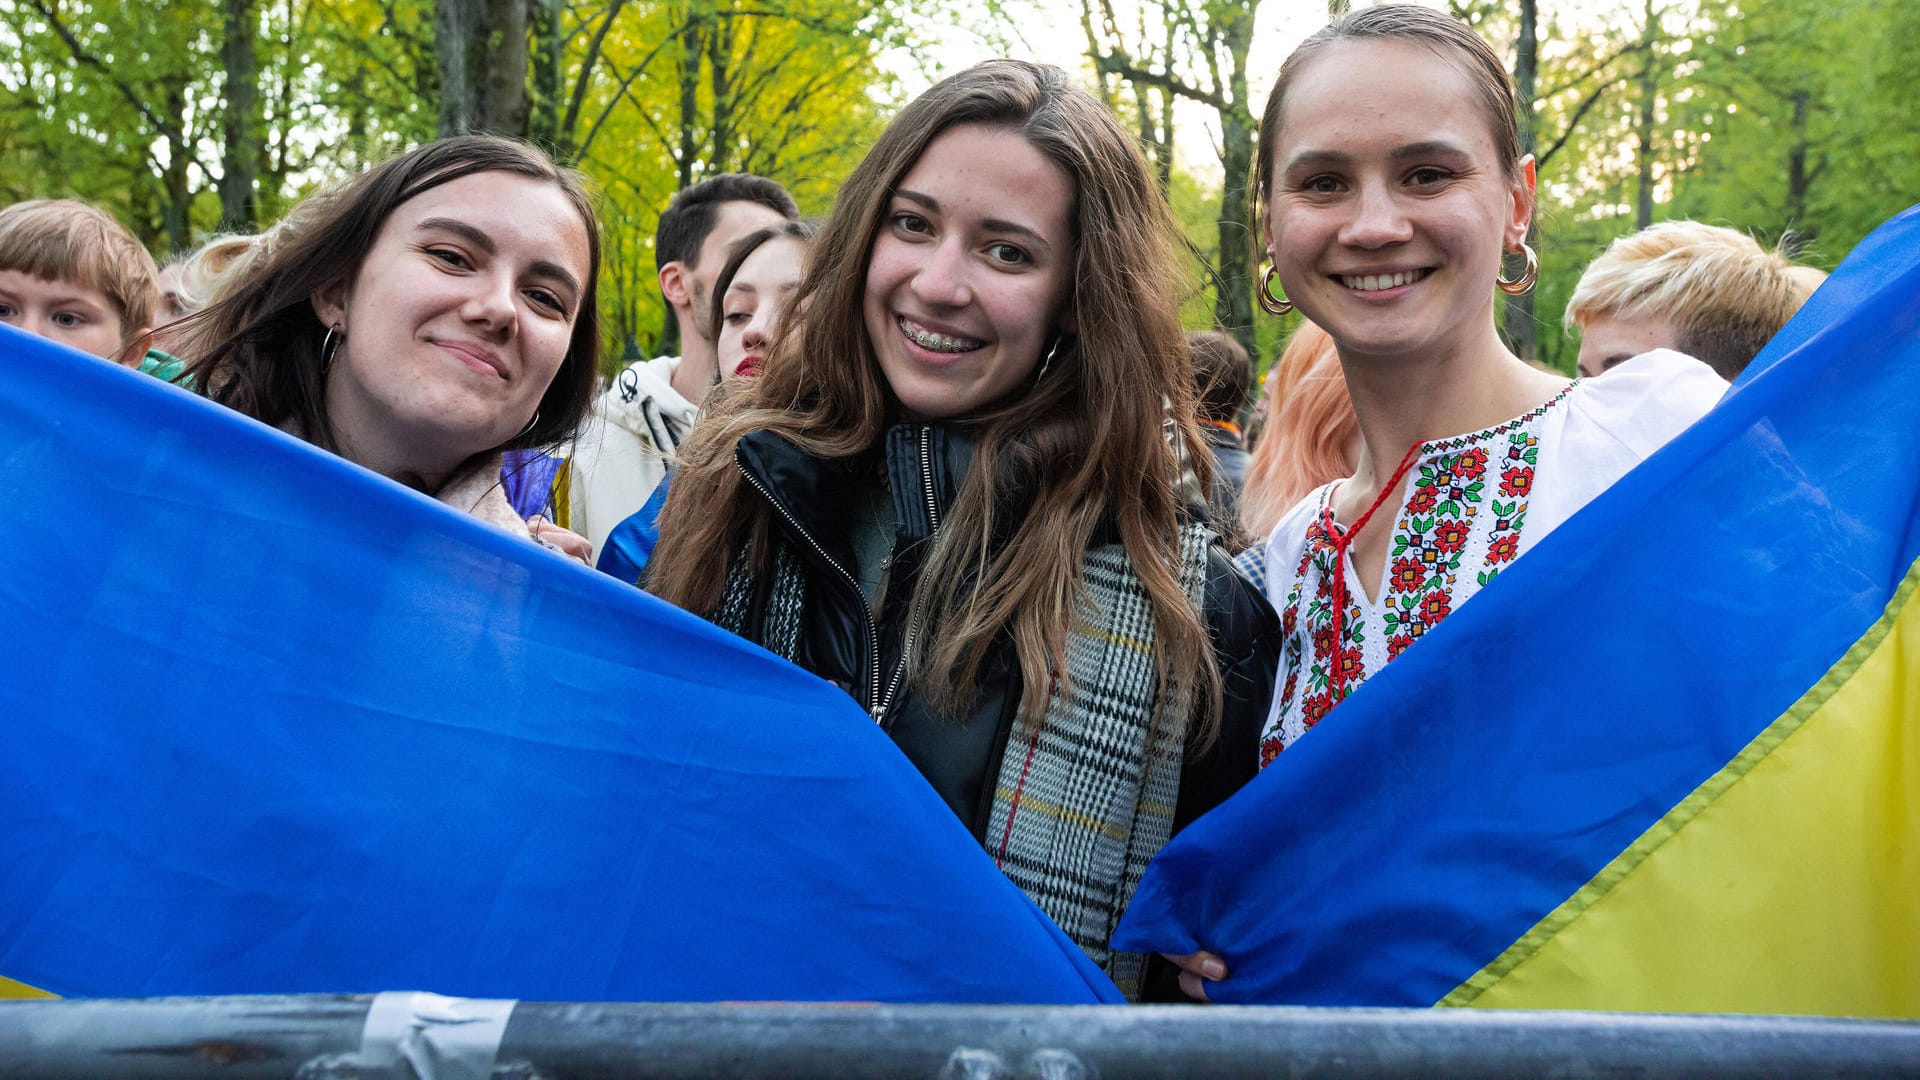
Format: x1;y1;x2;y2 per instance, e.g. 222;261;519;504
1256;3;1524;219
0;198;160;339
653;174;799;273
1566;221;1825;379
177;135;601;459
649;59;1224;747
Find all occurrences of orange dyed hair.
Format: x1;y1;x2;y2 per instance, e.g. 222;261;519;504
1240;320;1357;538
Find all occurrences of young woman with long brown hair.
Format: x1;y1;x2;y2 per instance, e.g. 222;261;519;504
647;60;1277;998
178;135;600;557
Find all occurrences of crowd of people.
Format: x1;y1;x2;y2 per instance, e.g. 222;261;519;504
0;4;1832;1003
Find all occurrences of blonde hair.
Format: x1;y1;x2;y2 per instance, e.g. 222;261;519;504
649;60;1221;741
1240;321;1356;538
1565;221;1826;379
161;234;258;315
0;198;160;337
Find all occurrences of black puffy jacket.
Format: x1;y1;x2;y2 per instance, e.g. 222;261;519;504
728;423;1280;843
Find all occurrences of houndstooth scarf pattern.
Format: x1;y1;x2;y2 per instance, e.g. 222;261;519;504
985;522;1211;998
714;523;1213;999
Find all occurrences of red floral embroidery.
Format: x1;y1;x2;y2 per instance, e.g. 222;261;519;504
1487;533;1520;564
1260;734;1285;768
1390;557;1426;590
1302;691;1334;728
1334;647;1364;684
1264;387;1573;768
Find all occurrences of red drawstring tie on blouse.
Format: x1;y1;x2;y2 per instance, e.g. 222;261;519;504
1319;439;1425;704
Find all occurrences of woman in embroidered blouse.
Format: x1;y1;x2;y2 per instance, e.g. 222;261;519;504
1246;5;1727;766
646;60;1277;999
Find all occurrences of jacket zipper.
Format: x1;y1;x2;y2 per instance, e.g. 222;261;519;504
872;425;942;724
736;459;884;720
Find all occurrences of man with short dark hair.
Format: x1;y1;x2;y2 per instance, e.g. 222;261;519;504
561;174;798;557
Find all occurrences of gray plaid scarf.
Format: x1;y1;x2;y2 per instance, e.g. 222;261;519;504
716;523;1213;999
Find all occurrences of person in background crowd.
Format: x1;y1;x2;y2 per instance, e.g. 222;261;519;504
546;174;800;557
0;198;157;369
1566;220;1829;380
1187;330;1253;529
1168;4;1727;1001
1237;320;1357;549
646;60;1277;1001
599;220;818;584
148;234;258;379
176;135;598;560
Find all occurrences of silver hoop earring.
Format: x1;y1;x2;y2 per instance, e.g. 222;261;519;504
515;410;542;442
320;325;342;373
1038;335;1068;380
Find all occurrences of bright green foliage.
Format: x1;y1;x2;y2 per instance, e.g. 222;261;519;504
0;0;914;368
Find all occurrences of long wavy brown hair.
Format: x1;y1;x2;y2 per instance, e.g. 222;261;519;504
648;60;1221;741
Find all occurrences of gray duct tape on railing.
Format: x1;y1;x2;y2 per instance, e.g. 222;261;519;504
356;991;517;1080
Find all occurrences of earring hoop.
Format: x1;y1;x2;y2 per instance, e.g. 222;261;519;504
320;325;341;372
1498;242;1539;296
515;409;542;442
1258;265;1294;317
1038;335;1068;380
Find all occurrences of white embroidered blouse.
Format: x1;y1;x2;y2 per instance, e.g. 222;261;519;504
1254;349;1727;767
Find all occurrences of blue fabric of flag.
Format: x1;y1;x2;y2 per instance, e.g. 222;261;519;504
1112;204;1920;1006
0;327;1120;1005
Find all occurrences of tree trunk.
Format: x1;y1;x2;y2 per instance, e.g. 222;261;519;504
482;0;530;136
1503;0;1538;360
529;0;564;148
706;10;735;174
435;0;529;137
1215;6;1258;362
160;80;193;252
1784;88;1811;227
1633;0;1658;230
219;0;261;231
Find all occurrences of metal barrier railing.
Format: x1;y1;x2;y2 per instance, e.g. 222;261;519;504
1;994;1917;1079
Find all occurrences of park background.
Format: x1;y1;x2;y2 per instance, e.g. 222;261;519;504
2;0;1914;374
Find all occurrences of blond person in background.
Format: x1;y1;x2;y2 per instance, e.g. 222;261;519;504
1566;221;1827;380
0;198;158;368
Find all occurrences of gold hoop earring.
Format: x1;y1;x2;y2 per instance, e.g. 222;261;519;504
1498;242;1539;296
1258;264;1294;317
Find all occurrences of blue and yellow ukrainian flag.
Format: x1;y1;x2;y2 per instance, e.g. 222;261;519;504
0;325;1119;1005
1115;204;1920;1017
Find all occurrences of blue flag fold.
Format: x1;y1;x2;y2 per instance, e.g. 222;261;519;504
1113;204;1920;1010
0;327;1119;1005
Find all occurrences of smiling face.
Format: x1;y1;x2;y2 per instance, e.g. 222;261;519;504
717;235;806;380
862;123;1076;421
0;268;126;360
312;170;591;482
1264;38;1532;364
